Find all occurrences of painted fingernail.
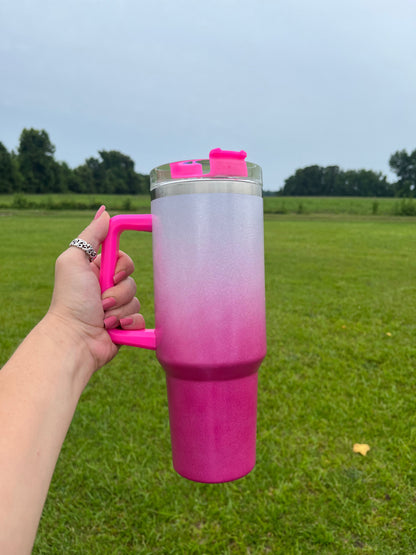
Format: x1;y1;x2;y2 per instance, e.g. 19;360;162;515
104;316;118;329
113;270;127;284
102;297;116;310
94;205;106;220
120;317;133;327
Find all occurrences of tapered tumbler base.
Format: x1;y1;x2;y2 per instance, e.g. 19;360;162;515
166;372;258;483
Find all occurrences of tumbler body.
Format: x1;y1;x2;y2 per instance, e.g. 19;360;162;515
151;177;266;483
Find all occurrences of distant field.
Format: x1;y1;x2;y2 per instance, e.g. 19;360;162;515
2;212;416;552
1;193;416;216
264;196;416;216
0;193;151;212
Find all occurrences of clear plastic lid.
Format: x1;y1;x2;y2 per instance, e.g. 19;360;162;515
150;148;263;193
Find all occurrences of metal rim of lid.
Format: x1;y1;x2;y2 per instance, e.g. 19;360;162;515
150;179;263;199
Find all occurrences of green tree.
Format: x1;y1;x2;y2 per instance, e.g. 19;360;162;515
99;150;129;194
99;150;148;194
10;151;24;192
322;166;341;195
282;165;324;196
282;165;392;197
5;128;151;195
340;169;393;197
69;165;94;194
85;156;104;192
69;156;103;193
17;128;59;193
389;149;416;196
136;172;150;194
72;150;150;194
0;142;17;193
56;161;77;193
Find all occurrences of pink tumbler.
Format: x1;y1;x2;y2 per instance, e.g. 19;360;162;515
99;148;266;483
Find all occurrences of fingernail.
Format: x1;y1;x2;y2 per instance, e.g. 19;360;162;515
120;317;133;327
113;270;127;284
102;297;116;310
94;205;106;220
104;316;118;329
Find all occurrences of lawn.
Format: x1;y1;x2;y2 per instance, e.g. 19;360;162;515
2;193;416;216
1;210;416;553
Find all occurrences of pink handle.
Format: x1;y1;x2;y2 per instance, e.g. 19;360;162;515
99;214;156;350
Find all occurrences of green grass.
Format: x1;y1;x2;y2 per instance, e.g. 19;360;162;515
0;194;151;212
1;210;416;553
264;196;416;216
2;193;416;216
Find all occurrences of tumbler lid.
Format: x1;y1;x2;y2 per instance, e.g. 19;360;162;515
150;148;263;197
170;148;248;179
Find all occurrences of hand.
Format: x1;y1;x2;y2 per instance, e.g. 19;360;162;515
47;206;144;373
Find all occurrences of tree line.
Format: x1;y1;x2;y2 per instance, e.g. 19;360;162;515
278;149;416;197
0;128;150;194
1;128;415;197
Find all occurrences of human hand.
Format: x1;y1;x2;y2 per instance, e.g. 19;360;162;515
47;206;144;374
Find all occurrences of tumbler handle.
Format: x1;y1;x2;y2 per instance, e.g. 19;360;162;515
99;214;156;350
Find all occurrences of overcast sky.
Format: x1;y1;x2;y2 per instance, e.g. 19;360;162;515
1;0;415;190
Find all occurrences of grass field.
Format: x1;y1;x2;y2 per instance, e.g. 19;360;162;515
1;210;416;553
2;193;416;216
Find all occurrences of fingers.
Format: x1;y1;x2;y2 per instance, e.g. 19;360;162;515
104;314;145;330
78;205;110;253
119;314;146;329
103;300;145;329
94;250;135;285
104;295;141;318
101;275;144;330
77;207;143;331
64;206;109;273
102;276;137;309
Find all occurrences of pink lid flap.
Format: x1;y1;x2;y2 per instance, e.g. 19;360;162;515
208;148;248;177
170;160;204;179
170;148;248;179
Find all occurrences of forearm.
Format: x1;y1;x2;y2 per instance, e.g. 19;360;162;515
0;315;94;554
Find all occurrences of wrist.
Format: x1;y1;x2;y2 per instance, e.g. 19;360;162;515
36;313;96;394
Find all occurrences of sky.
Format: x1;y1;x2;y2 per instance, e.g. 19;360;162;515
1;0;415;191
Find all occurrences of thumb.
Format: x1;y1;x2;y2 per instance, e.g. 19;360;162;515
78;205;110;253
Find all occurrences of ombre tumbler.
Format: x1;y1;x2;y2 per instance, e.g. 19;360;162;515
99;148;266;483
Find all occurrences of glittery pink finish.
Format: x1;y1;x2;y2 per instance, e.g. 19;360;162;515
152;192;266;482
166;373;258;483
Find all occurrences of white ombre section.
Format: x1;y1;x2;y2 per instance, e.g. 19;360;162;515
151;190;266;380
